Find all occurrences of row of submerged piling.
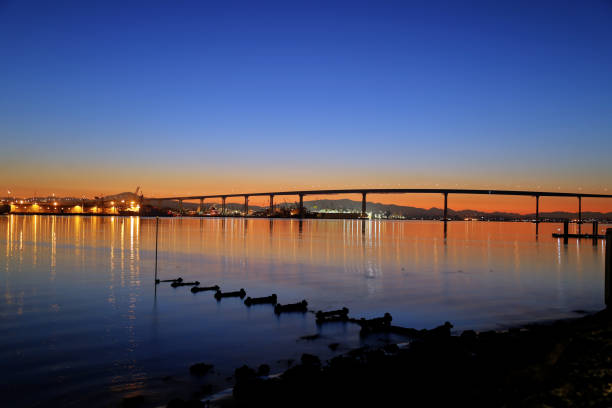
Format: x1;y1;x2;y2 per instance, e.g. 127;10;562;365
154;276;413;333
152;275;458;408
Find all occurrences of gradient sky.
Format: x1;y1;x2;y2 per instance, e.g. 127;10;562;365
1;1;611;212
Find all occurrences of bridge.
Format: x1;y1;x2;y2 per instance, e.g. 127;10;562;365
150;188;612;225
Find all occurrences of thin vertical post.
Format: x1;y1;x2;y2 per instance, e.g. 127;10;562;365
606;228;611;308
179;199;183;215
563;219;569;244
269;194;274;217
222;197;226;216
198;198;203;215
154;216;159;282
593;221;599;246
361;192;367;218
244;196;249;217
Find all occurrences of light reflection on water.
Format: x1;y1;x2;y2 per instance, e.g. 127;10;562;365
0;215;608;407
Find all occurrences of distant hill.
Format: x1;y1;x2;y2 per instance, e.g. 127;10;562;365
303;199;612;221
141;196;612;220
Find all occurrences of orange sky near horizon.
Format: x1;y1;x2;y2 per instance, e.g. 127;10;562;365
4;170;612;214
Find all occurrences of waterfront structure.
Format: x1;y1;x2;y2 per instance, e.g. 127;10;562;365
151;188;612;226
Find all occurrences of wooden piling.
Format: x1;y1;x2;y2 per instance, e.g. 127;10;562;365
606;228;611;308
563;220;569;244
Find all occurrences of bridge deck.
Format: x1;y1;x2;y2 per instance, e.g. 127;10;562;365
151;188;612;201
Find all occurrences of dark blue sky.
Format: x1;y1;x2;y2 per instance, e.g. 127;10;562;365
1;0;611;198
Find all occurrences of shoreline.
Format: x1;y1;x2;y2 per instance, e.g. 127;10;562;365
142;308;612;408
3;213;610;224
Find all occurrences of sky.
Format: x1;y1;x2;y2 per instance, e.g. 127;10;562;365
1;0;611;212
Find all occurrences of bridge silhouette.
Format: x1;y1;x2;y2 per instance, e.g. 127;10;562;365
149;188;612;225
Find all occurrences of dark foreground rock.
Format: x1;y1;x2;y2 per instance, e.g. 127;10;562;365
229;309;612;407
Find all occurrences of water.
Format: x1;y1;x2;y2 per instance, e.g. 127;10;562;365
0;215;607;407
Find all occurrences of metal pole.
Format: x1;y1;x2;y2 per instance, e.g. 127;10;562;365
154;216;159;282
269;194;274;217
563;219;569;244
244;196;249;217
222;197;226;216
606;228;611;308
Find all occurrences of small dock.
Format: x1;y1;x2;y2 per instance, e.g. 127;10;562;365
552;233;605;239
553;220;605;240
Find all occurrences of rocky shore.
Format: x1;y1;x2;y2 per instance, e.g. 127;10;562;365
154;308;612;408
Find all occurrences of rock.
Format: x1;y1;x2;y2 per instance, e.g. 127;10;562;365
301;353;321;366
189;362;213;376
234;365;257;382
425;321;453;338
383;344;400;354
299;333;320;341
122;395;144;408
166;398;206;408
257;364;271;376
461;330;477;340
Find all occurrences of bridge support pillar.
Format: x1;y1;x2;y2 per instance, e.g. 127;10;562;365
606;228;611;307
443;193;448;221
179;199;183;215
198;198;203;215
443;192;448;236
222;197;226;216
535;195;540;235
269;194;274;217
578;196;582;234
299;193;304;217
361;192;367;218
244;196;249;217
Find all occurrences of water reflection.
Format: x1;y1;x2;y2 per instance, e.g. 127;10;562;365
0;215;609;408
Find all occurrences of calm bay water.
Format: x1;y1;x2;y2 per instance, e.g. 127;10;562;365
0;215;608;407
